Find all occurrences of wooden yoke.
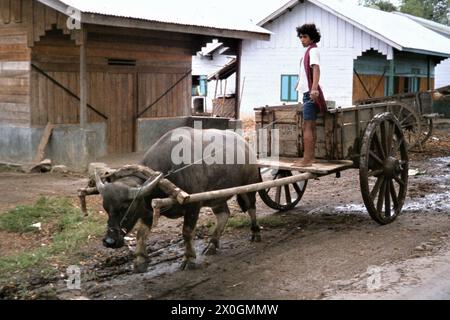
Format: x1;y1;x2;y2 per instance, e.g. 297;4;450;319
79;164;190;216
104;165;190;204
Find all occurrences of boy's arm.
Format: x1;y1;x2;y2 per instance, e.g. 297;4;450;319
311;64;320;101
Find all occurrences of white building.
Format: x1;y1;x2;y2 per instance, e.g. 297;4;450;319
192;40;236;114
238;0;450;117
394;12;450;89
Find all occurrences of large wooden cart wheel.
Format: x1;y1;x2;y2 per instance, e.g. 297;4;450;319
388;103;421;150
360;112;409;225
258;168;307;211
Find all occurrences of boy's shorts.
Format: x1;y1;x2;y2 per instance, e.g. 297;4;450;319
303;92;319;121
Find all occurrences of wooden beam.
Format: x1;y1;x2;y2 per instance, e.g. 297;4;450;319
34;122;54;163
388;58;395;96
79;26;87;128
235;39;242;120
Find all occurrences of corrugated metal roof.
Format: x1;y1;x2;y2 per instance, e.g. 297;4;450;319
259;0;450;57
394;12;450;37
51;0;271;36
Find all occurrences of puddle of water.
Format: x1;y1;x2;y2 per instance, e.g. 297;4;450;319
334;191;450;214
334;157;450;214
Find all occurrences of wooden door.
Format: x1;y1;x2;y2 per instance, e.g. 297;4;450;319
137;72;191;118
88;72;135;154
352;74;386;104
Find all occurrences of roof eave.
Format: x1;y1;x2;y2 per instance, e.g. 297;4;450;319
38;0;271;41
82;13;271;41
258;0;298;26
401;48;450;59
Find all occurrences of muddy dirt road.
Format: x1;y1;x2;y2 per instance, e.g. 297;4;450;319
0;132;449;300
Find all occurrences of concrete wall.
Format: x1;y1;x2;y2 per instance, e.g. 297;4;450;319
137;116;240;152
45;123;107;169
0;123;106;170
0;125;40;163
2;118;239;169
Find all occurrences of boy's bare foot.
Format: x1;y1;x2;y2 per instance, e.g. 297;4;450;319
292;159;315;167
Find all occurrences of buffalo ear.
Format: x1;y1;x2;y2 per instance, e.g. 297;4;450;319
128;173;164;200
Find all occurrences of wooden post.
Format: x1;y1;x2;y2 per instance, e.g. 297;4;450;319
388;58;395;96
235;39;242;120
427;56;431;90
223;79;227;109
80;27;87;129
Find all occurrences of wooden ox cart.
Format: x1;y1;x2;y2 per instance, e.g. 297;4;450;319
80;100;413;226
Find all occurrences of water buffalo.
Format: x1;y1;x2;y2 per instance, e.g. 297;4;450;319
95;127;261;272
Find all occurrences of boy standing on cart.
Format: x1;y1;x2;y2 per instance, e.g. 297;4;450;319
294;23;327;167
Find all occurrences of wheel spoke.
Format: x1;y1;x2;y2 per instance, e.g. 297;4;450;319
284;185;292;204
368;169;384;177
370;150;384;166
275;186;281;204
377;178;387;213
385;180;391;217
266;172;280;194
381;121;389;155
293;182;302;194
387;121;394;156
390;180;399;210
373;131;386;160
400;113;414;125
370;176;385;200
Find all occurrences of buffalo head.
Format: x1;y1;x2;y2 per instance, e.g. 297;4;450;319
95;171;163;249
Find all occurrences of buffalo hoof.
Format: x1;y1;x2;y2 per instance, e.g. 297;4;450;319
202;243;217;256
180;259;197;271
251;233;262;243
133;259;149;274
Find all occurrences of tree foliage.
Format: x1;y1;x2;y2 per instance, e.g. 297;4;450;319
359;0;398;12
400;0;450;25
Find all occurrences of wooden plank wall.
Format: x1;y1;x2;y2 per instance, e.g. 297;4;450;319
30;23;195;153
352;74;386;104
31;27;194;125
0;0;31;125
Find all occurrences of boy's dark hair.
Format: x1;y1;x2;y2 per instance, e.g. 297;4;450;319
296;24;321;43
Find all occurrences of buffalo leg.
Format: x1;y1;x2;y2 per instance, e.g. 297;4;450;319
203;203;231;256
248;207;261;242
238;193;261;242
180;207;200;271
134;219;151;273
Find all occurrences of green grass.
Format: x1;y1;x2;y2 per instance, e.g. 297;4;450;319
0;197;106;282
0;197;76;233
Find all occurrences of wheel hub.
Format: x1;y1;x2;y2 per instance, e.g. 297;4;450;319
384;156;400;179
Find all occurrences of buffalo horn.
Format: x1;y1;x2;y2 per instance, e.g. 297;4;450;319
94;170;106;195
129;173;164;199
